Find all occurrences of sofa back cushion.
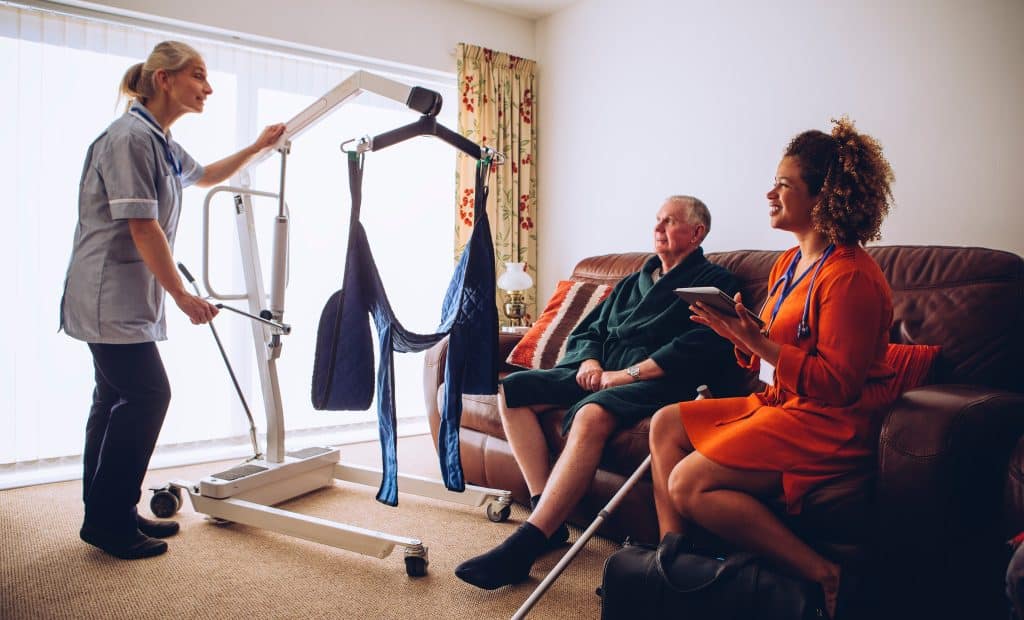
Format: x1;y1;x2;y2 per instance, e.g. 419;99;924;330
865;246;1022;392
570;245;1023;393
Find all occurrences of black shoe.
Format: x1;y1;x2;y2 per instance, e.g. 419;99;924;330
80;525;168;560
136;514;179;538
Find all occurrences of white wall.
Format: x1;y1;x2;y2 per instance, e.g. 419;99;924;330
79;0;535;75
535;0;1024;299
66;0;1024;304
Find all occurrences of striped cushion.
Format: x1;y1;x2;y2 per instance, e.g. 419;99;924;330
506;280;613;370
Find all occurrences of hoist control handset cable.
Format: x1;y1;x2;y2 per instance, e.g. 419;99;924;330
177;262;262;460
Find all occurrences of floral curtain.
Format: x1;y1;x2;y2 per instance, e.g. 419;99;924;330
455;43;538;324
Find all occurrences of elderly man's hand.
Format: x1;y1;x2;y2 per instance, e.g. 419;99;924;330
599;370;634;391
576;359;604;392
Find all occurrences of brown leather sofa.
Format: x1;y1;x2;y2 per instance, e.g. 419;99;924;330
424;245;1023;618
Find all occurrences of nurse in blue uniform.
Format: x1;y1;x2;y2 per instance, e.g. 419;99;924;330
60;40;285;559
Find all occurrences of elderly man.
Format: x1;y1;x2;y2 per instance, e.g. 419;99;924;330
456;195;741;590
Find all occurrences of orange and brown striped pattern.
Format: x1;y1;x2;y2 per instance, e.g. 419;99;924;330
507;280;613;370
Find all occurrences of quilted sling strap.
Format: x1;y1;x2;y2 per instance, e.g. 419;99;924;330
311;151;497;506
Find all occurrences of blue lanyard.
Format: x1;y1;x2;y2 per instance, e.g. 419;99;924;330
765;244;835;340
129;104;182;177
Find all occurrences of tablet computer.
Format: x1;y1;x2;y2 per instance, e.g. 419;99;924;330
674;286;764;328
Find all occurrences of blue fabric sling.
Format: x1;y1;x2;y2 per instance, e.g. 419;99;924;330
311;151;498;506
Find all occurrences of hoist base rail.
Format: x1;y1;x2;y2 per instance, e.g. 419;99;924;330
163;445;511;573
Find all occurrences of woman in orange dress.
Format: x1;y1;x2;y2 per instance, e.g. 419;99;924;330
648;117;896;619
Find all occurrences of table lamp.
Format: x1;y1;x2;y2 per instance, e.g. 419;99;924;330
497;262;533;327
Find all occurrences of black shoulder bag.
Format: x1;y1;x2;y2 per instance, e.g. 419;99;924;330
601;533;824;619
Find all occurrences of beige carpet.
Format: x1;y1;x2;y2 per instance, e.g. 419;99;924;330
0;435;616;619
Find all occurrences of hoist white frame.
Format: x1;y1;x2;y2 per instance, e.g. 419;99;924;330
155;70;512;577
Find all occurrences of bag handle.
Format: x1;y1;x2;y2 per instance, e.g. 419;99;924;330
654;533;756;594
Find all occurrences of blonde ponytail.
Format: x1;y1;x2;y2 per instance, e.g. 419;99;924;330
117;40;202;111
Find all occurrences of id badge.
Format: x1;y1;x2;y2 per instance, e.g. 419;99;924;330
758;360;776;385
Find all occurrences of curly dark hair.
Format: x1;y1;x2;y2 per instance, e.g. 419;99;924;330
784;116;895;245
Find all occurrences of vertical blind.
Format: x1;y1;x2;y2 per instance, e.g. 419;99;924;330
0;4;458;484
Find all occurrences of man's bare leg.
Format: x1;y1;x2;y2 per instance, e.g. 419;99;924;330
527;404;616;536
455;404;616;589
496;385;551;496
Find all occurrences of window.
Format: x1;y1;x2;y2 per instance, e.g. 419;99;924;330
0;4;458;486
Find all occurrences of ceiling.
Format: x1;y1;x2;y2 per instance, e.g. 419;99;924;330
460;0;577;20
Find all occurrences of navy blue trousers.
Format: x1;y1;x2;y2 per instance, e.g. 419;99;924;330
83;342;170;534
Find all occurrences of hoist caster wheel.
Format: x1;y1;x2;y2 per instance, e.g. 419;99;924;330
150;489;181;519
486;502;511;523
405;555;428;577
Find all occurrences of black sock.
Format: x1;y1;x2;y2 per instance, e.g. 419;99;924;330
529;494;570;547
455;522;547;589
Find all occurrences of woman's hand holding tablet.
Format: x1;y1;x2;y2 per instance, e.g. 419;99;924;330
674;287;765;328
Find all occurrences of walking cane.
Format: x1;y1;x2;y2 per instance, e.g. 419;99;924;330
510;385;712;619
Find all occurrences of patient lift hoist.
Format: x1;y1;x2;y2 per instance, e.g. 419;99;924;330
150;71;512;577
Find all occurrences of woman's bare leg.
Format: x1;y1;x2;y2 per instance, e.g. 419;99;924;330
648;403;695;538
668;453;841;618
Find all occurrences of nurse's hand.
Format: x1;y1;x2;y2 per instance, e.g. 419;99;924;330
174;292;220;325
690;292;763;353
195;123;288;188
253;123;286;152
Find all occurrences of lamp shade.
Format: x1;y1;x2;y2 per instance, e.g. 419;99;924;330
497;262;533;291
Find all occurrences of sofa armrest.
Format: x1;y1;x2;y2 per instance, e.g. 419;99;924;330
496;333;526;373
877;384;1024;536
423;336;451;429
422;333;524;445
874;384;1024;610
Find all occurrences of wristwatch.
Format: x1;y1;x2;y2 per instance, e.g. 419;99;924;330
626;365;641;381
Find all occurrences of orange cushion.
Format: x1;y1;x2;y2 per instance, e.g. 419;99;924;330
506;280;613;370
885;343;941;398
